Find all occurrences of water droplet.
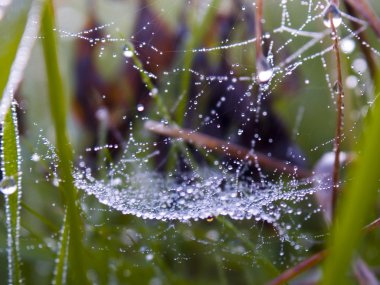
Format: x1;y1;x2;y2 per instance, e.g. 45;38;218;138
352;58;367;74
333;81;340;94
137;104;145;112
95;107;109;122
31;153;40;162
123;46;134;58
150;88;158;97
345;75;358;89
207;216;214;222
256;56;273;83
340;38;355;54
323;4;342;28
0;176;17;195
145;253;154;261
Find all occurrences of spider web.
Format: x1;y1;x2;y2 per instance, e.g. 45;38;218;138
17;0;379;280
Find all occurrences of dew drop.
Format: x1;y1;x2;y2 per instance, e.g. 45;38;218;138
31;153;40;162
206;216;214;222
145;253;154;261
95;107;109;122
352;58;367;74
333;81;340;94
323;4;342;28
0;176;17;195
123;46;134;58
340;38;355;54
137;104;145;112
256;56;273;83
345;75;358;89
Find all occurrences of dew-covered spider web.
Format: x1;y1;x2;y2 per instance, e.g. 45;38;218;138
13;0;380;278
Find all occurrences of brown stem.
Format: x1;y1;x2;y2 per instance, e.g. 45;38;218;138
255;0;264;62
266;216;380;285
265;250;328;285
144;120;312;178
330;4;345;218
363;217;380;233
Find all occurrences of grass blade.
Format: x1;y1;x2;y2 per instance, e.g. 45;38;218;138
1;103;22;285
53;209;70;285
0;0;31;98
175;0;220;125
40;1;88;284
322;80;380;284
0;2;44;283
1;0;41;121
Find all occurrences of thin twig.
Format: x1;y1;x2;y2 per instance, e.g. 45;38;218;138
144;120;311;178
330;2;345;218
265;216;380;285
265;250;328;285
363;217;380;233
255;0;264;62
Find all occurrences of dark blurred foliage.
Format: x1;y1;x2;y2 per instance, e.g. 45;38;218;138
72;0;306;176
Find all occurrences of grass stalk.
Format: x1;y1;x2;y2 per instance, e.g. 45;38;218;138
175;0;220;126
145;120;311;178
40;1;88;284
329;2;345;217
255;0;264;63
1;104;22;285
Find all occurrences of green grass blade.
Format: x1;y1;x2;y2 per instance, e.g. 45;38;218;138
175;0;220;126
53;209;70;285
0;2;44;283
40;1;88;284
322;81;380;284
0;0;41;122
1;104;22;285
217;217;279;278
125;42;172;122
0;0;32;97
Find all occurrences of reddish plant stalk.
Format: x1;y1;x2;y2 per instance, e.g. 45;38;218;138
255;0;264;62
144;120;311;178
266;250;328;285
330;4;345;218
266;216;380;285
363;217;380;233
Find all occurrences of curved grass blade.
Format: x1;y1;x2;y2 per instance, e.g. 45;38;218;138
0;0;31;98
0;0;41;123
322;78;380;284
1;103;22;285
0;1;44;283
41;1;88;284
